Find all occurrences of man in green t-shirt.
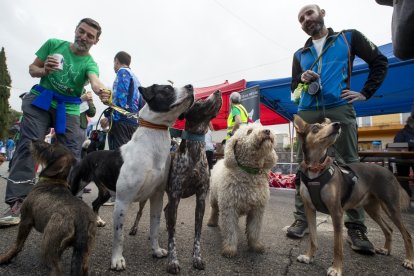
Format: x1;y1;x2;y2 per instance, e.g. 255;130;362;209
0;18;110;227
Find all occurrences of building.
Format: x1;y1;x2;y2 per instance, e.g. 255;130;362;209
358;112;410;150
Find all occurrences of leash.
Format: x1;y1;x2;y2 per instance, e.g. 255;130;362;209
101;88;139;119
0;173;37;185
100;80;175;120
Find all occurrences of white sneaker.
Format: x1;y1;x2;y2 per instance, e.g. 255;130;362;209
103;198;115;206
0;201;22;226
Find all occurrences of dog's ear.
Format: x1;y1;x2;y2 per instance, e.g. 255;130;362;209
178;112;187;120
41;155;75;178
139;86;155;102
293;115;307;134
223;136;239;168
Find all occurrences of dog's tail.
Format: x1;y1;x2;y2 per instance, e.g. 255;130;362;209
71;216;96;276
399;186;411;210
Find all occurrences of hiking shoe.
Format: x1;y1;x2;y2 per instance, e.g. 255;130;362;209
0;201;22;226
286;219;309;238
346;224;375;255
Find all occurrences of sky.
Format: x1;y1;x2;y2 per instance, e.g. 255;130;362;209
0;0;393;134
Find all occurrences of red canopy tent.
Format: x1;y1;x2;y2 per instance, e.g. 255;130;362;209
172;80;289;131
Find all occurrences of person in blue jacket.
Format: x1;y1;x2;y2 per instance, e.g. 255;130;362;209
286;4;388;255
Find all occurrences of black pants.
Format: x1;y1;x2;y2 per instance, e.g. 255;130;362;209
108;121;137;150
396;163;413;197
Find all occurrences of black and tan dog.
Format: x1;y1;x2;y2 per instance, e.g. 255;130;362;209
0;140;96;276
164;90;222;274
294;115;414;275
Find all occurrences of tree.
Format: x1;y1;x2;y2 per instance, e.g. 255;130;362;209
0;47;12;140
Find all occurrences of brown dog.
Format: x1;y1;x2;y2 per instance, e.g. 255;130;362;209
293;115;414;275
0;140;96;275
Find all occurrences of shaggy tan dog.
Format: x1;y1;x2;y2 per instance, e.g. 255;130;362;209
207;123;278;257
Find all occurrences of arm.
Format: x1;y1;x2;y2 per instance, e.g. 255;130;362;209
232;115;242;134
29;56;60;78
86;101;96;117
88;73;110;103
81;91;96;117
113;69;132;109
394;129;406;143
291;53;303;92
350;30;388;99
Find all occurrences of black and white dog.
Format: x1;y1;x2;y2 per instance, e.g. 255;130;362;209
111;84;194;271
165;90;222;274
70;149;122;227
70;148;148;233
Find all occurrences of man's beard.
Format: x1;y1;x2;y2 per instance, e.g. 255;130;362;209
304;16;325;36
73;39;91;52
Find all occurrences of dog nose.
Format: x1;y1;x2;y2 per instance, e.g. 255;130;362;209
333;122;341;129
185;84;193;91
264;129;270;135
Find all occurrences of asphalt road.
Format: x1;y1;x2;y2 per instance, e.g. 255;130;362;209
0;160;413;275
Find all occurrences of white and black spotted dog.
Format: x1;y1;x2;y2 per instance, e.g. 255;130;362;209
165;90;222;274
111;84;194;271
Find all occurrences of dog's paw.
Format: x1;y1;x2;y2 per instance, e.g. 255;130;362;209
166;260;181;274
111;256;126;271
297;254;313;264
96;216;106;227
375;247;390;255
207;219;218;227
192;257;205;270
129;226;137;236
248;242;265;254
152;248;168;258
0;254;12;265
221;246;238;258
403;259;414;270
327;266;342;276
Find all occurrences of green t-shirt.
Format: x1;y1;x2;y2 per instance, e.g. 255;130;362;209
231;105;241;120
31;38;99;115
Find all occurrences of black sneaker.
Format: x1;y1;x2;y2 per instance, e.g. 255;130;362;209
346;224;375;255
286;219;309;238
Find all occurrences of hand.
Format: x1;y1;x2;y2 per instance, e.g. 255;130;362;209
98;88;111;104
81;91;93;102
340;89;366;103
301;70;320;83
100;117;109;129
44;55;61;74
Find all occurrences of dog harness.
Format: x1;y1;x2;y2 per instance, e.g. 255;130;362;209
300;162;357;214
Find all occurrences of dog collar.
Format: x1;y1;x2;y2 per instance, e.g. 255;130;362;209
38;177;68;185
181;131;205;142
138;118;168;130
237;161;261;175
306;155;332;173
